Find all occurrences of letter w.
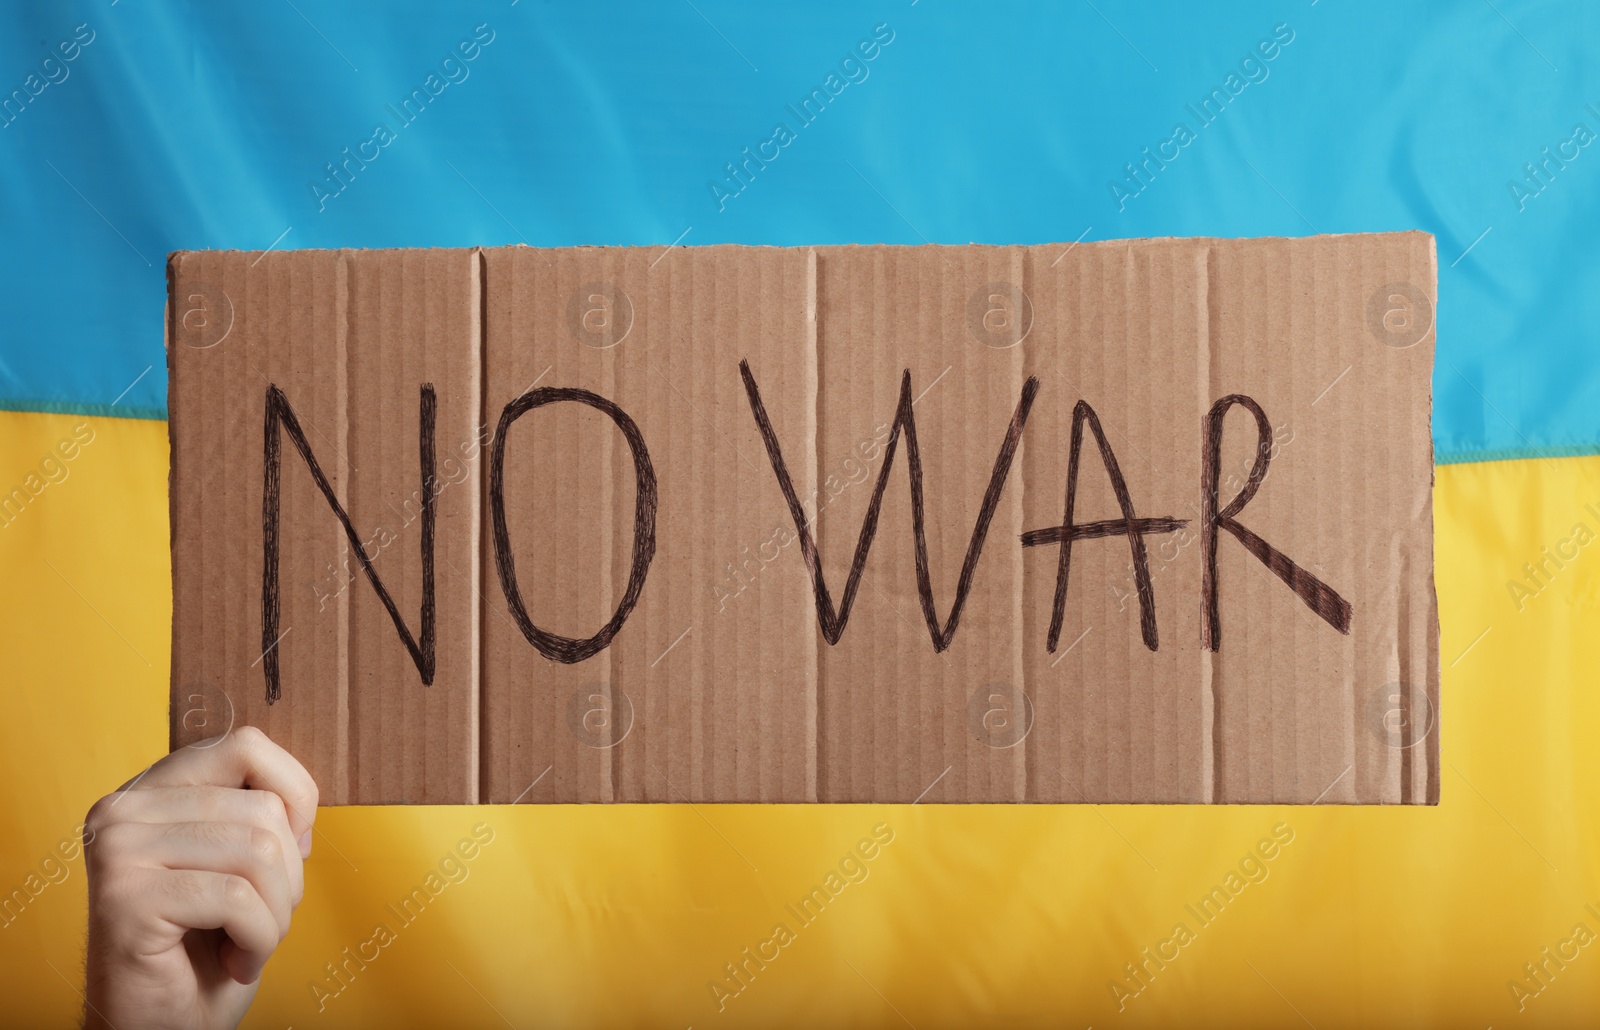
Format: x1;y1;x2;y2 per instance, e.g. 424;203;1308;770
739;360;1038;651
261;384;436;703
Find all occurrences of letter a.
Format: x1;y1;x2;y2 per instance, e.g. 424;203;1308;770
1022;400;1186;650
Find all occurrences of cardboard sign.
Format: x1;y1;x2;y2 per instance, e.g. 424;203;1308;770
167;234;1439;805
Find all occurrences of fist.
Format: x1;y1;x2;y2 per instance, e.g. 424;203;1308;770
83;726;318;1030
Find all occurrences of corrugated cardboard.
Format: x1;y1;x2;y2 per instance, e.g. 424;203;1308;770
169;250;480;804
169;233;1439;805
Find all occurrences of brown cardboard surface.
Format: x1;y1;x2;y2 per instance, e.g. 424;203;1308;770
169;249;480;804
169;233;1438;805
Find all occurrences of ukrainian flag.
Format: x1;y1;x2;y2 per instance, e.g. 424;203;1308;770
2;2;1597;1026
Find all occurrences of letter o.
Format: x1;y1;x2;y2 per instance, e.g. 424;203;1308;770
490;388;657;663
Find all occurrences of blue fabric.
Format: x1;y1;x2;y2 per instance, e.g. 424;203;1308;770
0;0;1594;463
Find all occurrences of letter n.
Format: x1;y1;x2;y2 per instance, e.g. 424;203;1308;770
261;384;436;703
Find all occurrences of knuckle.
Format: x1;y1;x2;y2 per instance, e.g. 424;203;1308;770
234;725;268;750
246;826;283;870
91;821;137;864
84;795;118;836
220;873;256;912
255;790;288;828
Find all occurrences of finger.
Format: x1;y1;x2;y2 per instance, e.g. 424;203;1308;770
142;867;282;984
99;821;297;932
90;786;305;905
133;726;319;851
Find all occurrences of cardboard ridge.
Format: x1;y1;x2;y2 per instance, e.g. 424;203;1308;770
168;233;1439;805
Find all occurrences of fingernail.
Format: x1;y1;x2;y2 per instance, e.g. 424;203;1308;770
298;829;313;859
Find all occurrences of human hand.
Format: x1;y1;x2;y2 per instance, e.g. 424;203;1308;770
82;726;319;1030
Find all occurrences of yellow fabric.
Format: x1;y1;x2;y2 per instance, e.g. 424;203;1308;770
2;409;1597;1027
